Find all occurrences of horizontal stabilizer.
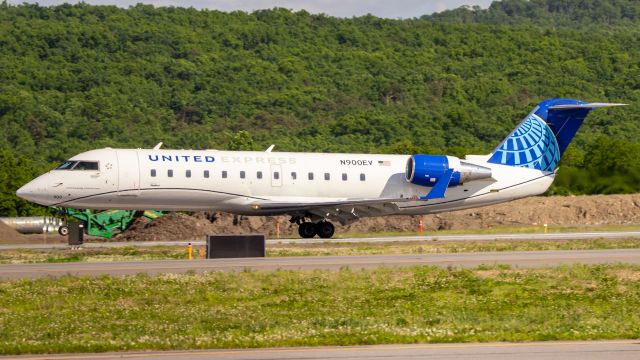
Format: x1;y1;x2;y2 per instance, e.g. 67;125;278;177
549;103;627;110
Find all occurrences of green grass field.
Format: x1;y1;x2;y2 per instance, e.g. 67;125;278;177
268;237;640;257
1;265;639;354
1;237;640;264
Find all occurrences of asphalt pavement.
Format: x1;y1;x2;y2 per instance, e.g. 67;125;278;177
1;248;640;279
2;340;639;360
1;230;639;250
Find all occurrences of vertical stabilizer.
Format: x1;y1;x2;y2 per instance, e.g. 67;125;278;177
487;98;625;172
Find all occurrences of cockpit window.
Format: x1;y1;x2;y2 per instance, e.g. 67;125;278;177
55;161;77;170
73;161;99;171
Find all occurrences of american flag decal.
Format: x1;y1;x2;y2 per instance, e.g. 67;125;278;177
378;160;390;166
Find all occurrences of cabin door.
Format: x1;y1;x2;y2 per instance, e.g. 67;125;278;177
116;150;141;196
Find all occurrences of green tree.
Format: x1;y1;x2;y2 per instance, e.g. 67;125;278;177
0;149;48;216
226;130;256;151
0;2;639;215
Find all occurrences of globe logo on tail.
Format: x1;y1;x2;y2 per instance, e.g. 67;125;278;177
488;114;560;172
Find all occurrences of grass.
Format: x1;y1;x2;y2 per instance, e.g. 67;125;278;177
1;237;640;264
268;237;640;256
0;246;192;264
0;264;639;354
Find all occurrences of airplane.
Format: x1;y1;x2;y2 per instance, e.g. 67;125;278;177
17;98;625;238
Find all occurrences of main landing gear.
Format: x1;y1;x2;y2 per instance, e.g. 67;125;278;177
293;217;335;239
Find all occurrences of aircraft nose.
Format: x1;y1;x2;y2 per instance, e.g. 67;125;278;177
16;183;29;199
16;180;50;205
16;182;35;201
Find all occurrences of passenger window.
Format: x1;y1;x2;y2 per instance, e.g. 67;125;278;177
360;173;366;181
204;170;210;178
240;171;245;179
308;172;314;180
342;173;347;181
324;173;330;181
291;172;297;180
222;171;227;179
257;171;263;179
74;161;99;171
274;172;280;180
151;169;156;177
186;170;191;178
168;169;173;177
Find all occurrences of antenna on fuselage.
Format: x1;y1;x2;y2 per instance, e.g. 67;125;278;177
153;142;163;150
265;144;275;152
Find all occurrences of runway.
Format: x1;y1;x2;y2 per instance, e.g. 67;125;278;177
2;340;639;359
2;248;640;279
1;230;639;250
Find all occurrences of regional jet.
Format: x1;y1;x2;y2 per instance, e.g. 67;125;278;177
17;99;625;238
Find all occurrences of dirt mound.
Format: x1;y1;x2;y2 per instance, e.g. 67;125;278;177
116;213;218;242
114;194;640;241
115;212;294;241
0;220;29;244
429;194;640;229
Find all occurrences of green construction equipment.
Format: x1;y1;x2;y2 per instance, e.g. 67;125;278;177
52;208;165;238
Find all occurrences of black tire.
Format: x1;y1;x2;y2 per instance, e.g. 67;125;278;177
298;222;316;238
58;225;69;236
315;221;335;239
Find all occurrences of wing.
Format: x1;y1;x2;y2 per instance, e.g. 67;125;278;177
250;197;410;225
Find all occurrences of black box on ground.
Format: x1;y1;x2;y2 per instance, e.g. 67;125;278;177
206;234;265;258
68;222;84;246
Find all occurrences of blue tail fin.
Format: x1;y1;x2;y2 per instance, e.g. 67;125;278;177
487;98;625;172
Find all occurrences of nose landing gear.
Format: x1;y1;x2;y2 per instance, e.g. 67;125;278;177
293;217;335;239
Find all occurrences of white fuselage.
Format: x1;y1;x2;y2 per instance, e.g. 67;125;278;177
18;148;555;217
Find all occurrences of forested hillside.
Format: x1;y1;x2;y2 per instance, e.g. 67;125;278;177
425;0;640;25
1;1;639;215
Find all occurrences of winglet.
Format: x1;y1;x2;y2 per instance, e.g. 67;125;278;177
420;169;453;200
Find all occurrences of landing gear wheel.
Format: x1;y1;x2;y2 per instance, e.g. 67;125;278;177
298;222;317;238
315;221;335;239
58;225;69;236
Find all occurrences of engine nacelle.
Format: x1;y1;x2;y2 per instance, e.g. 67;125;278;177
406;154;493;187
406;155;461;187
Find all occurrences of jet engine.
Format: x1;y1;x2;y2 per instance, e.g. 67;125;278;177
406;155;492;188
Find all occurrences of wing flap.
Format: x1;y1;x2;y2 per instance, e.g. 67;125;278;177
251;197;406;212
250;197;407;225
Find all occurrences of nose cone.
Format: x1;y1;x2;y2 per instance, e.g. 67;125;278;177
16;182;36;202
16;184;26;199
16;179;51;205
